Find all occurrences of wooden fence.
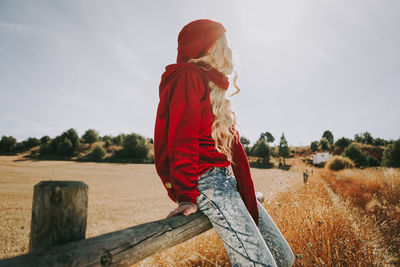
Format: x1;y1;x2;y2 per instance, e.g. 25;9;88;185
0;180;263;267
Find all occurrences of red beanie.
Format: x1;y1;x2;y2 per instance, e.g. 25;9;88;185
177;19;227;63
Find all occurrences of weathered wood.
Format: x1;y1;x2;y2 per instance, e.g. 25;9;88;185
1;189;264;267
29;181;88;252
1;211;213;267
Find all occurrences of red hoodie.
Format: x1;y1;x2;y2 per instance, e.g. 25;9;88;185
153;19;259;225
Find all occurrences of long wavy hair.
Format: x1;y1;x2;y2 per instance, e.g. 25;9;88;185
188;33;240;164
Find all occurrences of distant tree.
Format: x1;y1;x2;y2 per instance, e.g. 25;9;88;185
322;130;334;144
354;131;373;145
310;141;319;152
335;137;352;150
56;137;74;158
254;138;270;159
0;136;17;154
354;133;363;143
112;134;125;146
249;137;272;168
81;129;99;146
101;135;111;142
240;136;250;146
26;137;40;148
372;137;387;146
104;139;112;148
278;132;290;158
40;135;51;144
114;133;148;162
362;132;373;145
16;137;41;152
40;129;79;157
60;128;80;149
382;139;400;168
319;137;330;151
85;145;106;162
240;136;251;155
39;143;52;156
149;138;154;144
343;144;368;167
260;131;275;143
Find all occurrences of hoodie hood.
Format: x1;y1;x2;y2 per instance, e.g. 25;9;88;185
159;19;230;96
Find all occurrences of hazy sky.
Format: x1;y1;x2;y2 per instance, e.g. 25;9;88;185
1;0;399;146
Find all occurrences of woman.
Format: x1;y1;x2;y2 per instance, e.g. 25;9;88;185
154;19;295;267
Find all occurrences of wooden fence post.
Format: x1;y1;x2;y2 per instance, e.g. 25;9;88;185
29;181;88;252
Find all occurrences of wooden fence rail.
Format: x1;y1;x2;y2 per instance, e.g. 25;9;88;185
0;180;263;267
1;211;212;266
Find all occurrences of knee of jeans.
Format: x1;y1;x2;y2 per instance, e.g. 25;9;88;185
287;249;295;267
279;248;295;267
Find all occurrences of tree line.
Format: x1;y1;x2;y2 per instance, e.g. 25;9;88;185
239;130;399;169
0;129;399;168
0;128;152;163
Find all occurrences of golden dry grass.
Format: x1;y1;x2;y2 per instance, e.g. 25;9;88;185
267;170;389;266
320;167;400;264
1;155;398;266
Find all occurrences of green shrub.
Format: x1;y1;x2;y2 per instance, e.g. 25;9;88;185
56;137;74;158
39;143;53;156
319;137;330;151
278;133;290;158
310;141;319;152
322;130;334;144
0;136;17;154
367;155;380;167
104;139;112;148
16;137;41;153
112;133;148;162
372;137;387;146
60;128;80;149
382;139;400;168
252;138;271;166
39;129;80;158
249;157;274;169
112;134;126;146
326;155;355;171
40;135;51;144
335;137;352;150
343;144;368;167
85;145;106;162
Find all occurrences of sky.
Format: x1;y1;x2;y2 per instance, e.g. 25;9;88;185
1;0;399;147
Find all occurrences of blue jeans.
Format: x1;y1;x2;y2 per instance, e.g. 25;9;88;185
196;166;295;267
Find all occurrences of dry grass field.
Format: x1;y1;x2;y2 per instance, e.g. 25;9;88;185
1;155;399;266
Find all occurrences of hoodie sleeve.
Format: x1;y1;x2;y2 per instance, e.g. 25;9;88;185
167;68;205;204
230;130;260;225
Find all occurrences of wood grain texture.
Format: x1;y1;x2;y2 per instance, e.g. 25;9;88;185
2;211;212;266
29;181;88;252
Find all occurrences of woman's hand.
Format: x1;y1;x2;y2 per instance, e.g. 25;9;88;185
166;202;198;218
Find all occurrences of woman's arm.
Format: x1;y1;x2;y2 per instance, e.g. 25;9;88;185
166;68;206;215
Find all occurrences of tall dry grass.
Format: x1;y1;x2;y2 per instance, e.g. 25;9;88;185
320;167;400;264
136;173;390;266
265;174;389;266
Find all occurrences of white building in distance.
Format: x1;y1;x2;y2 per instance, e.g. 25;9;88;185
312;152;332;165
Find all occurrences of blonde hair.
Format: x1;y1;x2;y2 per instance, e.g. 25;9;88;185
188;33;240;164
